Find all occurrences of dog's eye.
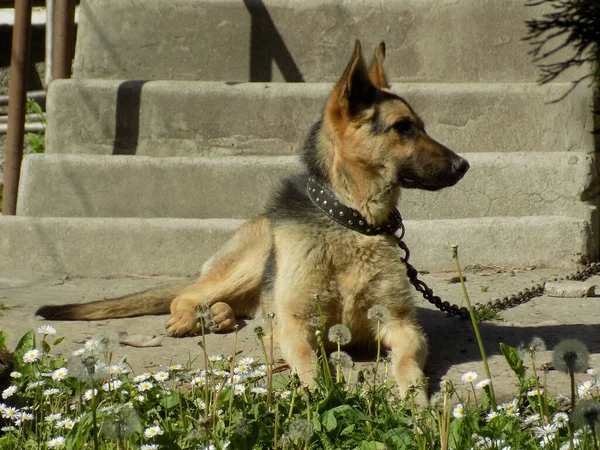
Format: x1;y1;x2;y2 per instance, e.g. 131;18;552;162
393;119;415;136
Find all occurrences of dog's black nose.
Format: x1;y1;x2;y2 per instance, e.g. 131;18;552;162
452;157;469;176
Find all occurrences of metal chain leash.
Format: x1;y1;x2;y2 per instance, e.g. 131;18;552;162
394;221;600;319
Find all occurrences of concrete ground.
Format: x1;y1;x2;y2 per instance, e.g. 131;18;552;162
1;266;599;404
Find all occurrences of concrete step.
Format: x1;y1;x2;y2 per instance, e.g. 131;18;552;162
45;80;594;157
16;153;595;221
0;215;591;277
73;0;581;83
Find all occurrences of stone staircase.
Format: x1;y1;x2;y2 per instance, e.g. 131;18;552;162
0;0;597;277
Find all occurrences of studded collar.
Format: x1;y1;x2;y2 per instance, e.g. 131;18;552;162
306;177;403;236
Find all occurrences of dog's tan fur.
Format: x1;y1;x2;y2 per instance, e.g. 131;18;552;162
37;41;469;402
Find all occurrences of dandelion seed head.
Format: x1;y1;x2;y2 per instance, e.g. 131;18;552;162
307;316;322;331
552;338;589;374
102;404;141;440
367;305;391;323
67;354;106;382
327;324;351;345
253;325;265;338
329;350;354;369
288;418;314;442
571;400;600;431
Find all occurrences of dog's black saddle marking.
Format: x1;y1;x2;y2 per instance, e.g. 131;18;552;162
306;178;402;236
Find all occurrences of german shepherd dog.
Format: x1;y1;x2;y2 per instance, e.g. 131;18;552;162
38;41;469;402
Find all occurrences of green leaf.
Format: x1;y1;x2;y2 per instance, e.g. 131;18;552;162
321;410;338;432
42;339;51;354
26;98;43;116
358;442;386;450
340;424;355;436
159;392;180;410
53;336;65;346
500;342;525;379
13;330;35;374
0;330;7;351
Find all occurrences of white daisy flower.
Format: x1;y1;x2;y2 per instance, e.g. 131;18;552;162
47;436;65;448
2;385;17;399
140;445;159;450
23;349;40;363
278;390;291;400
52;367;69;381
522;413;541;427
9;371;22;379
461;371;478;384
500;399;519;416
578;380;594;398
213;370;229;378
238;357;255;366
137;381;154;392
486;411;499;421
72;348;86;356
46;413;62;422
102;380;123;391
20;412;34;421
534;423;558;437
108;364;129;375
133;373;151;383
37;325;57;335
527;388;544;397
83;389;98;401
251;387;268;395
144;425;163;439
191;376;207;386
194;399;206;409
135;394;146;402
452;403;465;419
84;339;99;350
26;380;45;390
43;388;60;396
234;365;249;374
169;364;183;371
153;371;169;382
552;412;569;428
56;418;76;430
1;406;20;420
475;378;491;390
539;434;556;447
209;355;223;362
233;384;246;396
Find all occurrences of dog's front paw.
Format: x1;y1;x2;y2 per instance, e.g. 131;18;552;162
209;302;236;333
165;310;201;337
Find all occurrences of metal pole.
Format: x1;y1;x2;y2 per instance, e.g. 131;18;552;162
45;0;55;86
53;0;75;80
2;0;33;215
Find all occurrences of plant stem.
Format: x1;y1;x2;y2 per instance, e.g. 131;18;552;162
452;245;496;409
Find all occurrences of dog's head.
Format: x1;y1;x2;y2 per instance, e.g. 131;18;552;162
312;40;469;220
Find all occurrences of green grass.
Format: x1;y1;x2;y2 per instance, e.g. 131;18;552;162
0;325;599;450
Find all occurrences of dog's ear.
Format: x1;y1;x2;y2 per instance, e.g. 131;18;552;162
368;42;389;89
327;40;376;120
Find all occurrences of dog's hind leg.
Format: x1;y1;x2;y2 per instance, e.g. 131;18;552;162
166;216;273;336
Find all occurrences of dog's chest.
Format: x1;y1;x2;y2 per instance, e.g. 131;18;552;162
324;232;410;330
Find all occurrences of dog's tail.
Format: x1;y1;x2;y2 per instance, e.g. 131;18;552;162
36;281;192;321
